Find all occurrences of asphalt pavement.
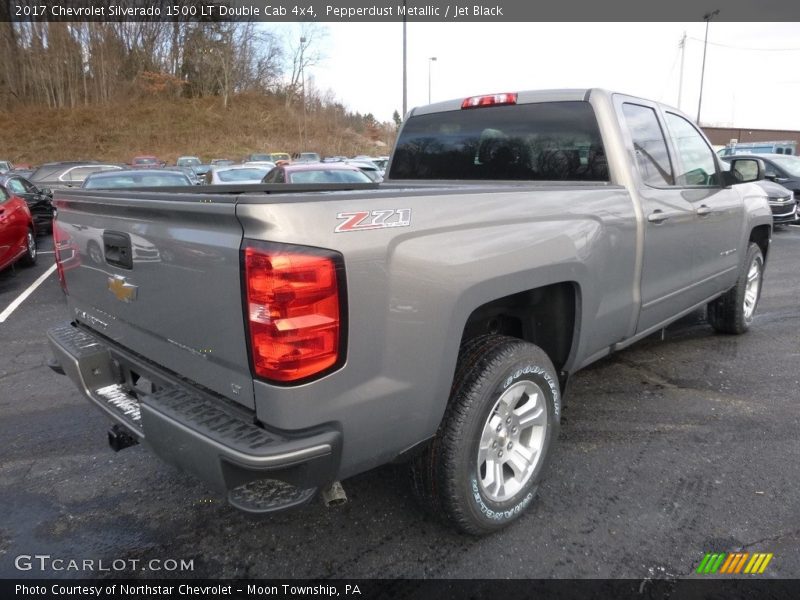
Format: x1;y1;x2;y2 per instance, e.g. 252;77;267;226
1;227;798;579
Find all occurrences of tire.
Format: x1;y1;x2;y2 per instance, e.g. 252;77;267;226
411;335;561;535
707;242;764;334
20;228;37;267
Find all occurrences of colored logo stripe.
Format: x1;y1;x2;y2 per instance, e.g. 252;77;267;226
697;552;773;574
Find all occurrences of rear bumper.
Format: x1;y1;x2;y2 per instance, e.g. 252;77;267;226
47;322;341;513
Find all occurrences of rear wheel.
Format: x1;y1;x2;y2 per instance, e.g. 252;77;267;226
411;335;561;535
20;228;37;267
707;242;763;334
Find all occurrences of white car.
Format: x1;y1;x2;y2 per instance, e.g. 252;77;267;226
205;165;272;184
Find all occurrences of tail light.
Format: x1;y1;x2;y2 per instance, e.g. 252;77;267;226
243;242;345;383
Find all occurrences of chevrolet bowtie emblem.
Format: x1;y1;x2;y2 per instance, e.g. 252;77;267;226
108;275;138;302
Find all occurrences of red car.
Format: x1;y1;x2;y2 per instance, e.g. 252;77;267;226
129;156;165;169
0;184;37;272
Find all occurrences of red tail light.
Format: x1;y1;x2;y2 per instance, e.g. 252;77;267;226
461;92;518;109
244;242;344;383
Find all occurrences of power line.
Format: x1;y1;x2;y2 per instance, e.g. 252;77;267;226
686;36;800;52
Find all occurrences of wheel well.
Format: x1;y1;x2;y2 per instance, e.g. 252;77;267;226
749;225;771;263
461;282;578;375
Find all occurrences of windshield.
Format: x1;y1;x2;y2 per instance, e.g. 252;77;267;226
177;157;201;166
390;101;608;181
133;157;159;165
249;154;271;161
771;156;800;177
216;168;269;182
289;169;372;184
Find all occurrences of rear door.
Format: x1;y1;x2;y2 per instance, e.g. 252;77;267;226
55;190;255;409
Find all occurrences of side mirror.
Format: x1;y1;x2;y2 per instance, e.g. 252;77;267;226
40;187;52;196
726;158;765;185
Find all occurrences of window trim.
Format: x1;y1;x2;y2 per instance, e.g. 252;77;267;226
662;110;723;190
620;101;677;190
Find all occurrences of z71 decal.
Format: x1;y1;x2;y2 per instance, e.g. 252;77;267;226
335;208;412;233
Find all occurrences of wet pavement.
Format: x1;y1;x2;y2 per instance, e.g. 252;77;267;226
1;227;798;579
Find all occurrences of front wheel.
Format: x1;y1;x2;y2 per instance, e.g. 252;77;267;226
411;335;561;535
707;242;764;334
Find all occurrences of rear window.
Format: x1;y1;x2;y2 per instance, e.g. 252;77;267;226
83;172;190;188
289;169;372;184
216;168;269;182
389;101;608;181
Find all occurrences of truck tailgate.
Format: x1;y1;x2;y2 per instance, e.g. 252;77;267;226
54;190;255;409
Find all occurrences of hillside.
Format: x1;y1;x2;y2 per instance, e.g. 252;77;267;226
0;93;395;165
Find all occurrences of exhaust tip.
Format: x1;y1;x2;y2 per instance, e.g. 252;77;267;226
321;481;348;507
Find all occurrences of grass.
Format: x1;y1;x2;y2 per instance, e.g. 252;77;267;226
0;94;393;165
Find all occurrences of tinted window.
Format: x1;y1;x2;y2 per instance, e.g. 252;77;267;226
289;169;372;184
63;166;120;182
216;168;269;182
83;173;190;189
390;101;608;181
770;156;800;177
664;113;718;186
7;178;26;194
621;103;674;186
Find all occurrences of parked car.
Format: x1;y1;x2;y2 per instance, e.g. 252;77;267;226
0;160;15;173
8;168;35;180
192;164;211;179
176;156;202;168
242;153;273;163
174;166;202;185
262;162;375;184
130;156;165;168
754;180;797;224
82;169;193;189
721;153;800;220
30;162;123;189
242;161;276;170
0;174;54;233
345;160;383;182
205;165;272;184
0;182;37;271
267;152;291;163
292;152;321;163
717;140;796;157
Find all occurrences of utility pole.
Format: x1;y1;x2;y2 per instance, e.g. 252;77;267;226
300;36;307;148
428;57;437;104
697;10;720;124
677;31;686;109
402;2;407;118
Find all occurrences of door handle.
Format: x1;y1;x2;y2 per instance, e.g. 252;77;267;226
696;205;712;217
647;210;669;224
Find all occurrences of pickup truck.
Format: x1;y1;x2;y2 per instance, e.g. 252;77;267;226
48;89;772;535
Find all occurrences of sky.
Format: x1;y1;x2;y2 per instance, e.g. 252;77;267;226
276;22;800;131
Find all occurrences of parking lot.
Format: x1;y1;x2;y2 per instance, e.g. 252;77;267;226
1;226;798;580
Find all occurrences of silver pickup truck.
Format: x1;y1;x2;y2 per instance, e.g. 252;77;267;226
48;89;772;535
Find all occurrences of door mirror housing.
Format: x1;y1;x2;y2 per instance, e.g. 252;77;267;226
724;158;765;185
